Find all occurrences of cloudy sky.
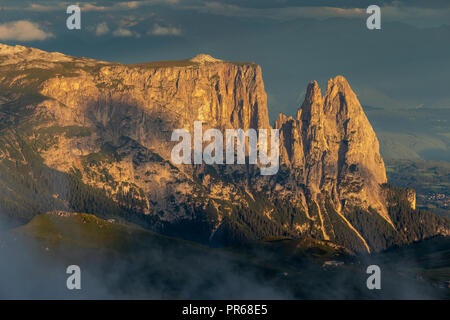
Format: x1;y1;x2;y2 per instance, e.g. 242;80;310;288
0;0;449;121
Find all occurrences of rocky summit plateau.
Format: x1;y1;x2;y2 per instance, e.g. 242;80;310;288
0;43;448;253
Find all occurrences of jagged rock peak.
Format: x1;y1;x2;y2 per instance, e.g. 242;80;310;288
306;80;322;97
190;54;223;64
277;75;390;226
298;80;323;122
326;75;351;89
275;113;295;129
299;75;365;118
323;75;361;114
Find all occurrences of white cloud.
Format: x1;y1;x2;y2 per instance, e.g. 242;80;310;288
26;3;67;12
119;16;142;28
95;22;110;36
82;3;108;11
21;1;180;12
117;1;143;9
128;0;180;5
188;2;450;27
0;20;54;41
194;3;365;20
112;27;134;37
149;23;181;36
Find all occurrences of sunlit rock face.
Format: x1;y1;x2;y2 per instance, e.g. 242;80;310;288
38;54;269;157
2;43;443;253
276;76;390;225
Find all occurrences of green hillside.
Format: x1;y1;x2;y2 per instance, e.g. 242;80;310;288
1;212;447;299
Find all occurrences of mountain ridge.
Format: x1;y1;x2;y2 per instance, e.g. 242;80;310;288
0;43;448;253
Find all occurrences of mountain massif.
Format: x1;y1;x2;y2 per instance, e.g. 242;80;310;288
0;43;448;253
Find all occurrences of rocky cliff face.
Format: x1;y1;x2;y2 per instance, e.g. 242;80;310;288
36;54;269;161
276;77;391;232
0;44;448;253
41;54;269;129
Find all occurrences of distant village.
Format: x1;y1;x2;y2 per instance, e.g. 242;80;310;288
417;192;449;214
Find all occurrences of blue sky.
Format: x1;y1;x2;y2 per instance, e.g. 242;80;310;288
1;0;449;121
